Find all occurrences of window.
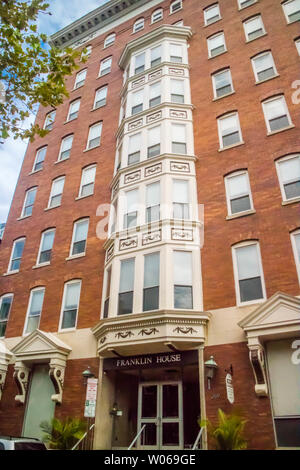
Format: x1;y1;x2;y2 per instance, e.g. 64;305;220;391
149;81;161;108
276;155;300;201
67;99;80;121
103;268;111;318
282;0;300;23
296;38;300;55
33;147;47;172
0;294;13;338
37;229;55;265
262;96;292;133
104;33;116;48
233;242;265;304
8;238;25;272
218;112;242;149
225;171;253;215
151;46;162;68
87;122;102;149
146;182;160;223
291;230;300;282
79;165;96;198
170;43;183;63
44;110;56;131
22;187;37;217
173;251;193;309
243;15;266;41
251;52;277;83
124;189;138;229
118;258;135;315
70;219;89;256
148;126;161;158
170;1;182;14
24;288;45;335
48;177;65;208
131;89;143;115
171;123;187;154
152;8;163;23
133;18;144;33
81;45;92;60
99;57;112;76
60;280;81;330
58;135;73;161
143;252;160;311
173;20;184;26
204;4;221;25
134;52;145;74
208;32;226;57
238;0;257;8
171;79;185;103
74;69;87;89
212;69;233;98
94;86;107;109
173;179;189;219
128;133;141;165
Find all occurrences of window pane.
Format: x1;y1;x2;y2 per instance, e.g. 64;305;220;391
118;292;133;315
82;167;96;187
0;296;13;321
205;5;220;24
74;220;89;243
214;70;231;96
25;315;40;334
65;282;81;309
13;240;25;260
143;286;159;311
231;195;251;213
174;251;192;285
62;309;77;329
228;174;248;198
239;277;264;302
174;285;193;309
146;182;160;207
41;230;55;252
144;253;160;288
142;386;157;418
236;245;261;280
120;258;135;293
151;46;161;66
173;180;188;203
279;158;300;183
29;290;45;316
284;181;300;199
148;126;160;148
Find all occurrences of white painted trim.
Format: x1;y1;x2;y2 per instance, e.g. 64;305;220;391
0;294;14;339
7;237;26;274
224;170;254;217
36;228;55;267
262;95;293;134
275;154;300;203
290;230;300;284
69;218;89;258
58;279;82;332
23;287;45;336
251;51;277;83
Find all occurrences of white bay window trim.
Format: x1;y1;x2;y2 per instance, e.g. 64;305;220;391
23;287;45;335
262;95;292;134
225;171;254;216
218;112;243;149
59;280;81;331
276;154;300;202
291;230;300;283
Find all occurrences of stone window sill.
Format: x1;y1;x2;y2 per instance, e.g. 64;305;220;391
213;91;235;101
65;253;86;261
267;124;295;137
3;270;19;276
75;193;94;201
17;215;31;221
255;73;279;86
32;262;50;269
226;209;256;220
282;197;300;206
44;205;61;212
218;141;245;152
208;50;228;60
203;17;222;28
83;144;101;153
246;32;267;43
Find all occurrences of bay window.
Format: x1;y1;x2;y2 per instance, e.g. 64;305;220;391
171;123;187;154
173;251;193;309
148;126;161;158
143;252;160;311
128;133;141;166
118;258;135;315
173;179;189;219
149;81;161;108
171;79;185;103
124;189;138;229
146;181;160;223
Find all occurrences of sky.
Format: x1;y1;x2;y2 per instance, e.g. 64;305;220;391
0;0;110;223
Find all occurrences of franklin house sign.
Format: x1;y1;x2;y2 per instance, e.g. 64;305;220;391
103;350;198;371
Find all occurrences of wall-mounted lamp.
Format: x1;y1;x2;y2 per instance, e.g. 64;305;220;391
82;366;95;384
110;402;123;417
204;356;218;390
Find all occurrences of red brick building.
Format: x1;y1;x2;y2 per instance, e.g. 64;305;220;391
0;0;299;450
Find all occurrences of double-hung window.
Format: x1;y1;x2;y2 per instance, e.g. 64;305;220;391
173;251;193;309
59;135;73;161
74;69;87;89
204;4;221;25
128;133;141;165
103;268;111;319
81;45;92;60
44;110;56;131
296;38;300;56
173;179;189;219
99;57;112;76
233;242;265;304
212;69;233;98
262;96;292;133
170;43;183;63
87;122;102;149
276;155;300;201
291;230;300;282
133;18;144;33
252;52;277;83
170;1;182;14
218;112;242;149
24;288;45;334
131;89;143;115
8;238;25;272
225;171;253;215
149;81;161;108
124;189;138;229
48;177;65;208
22;187;37;217
171;123;187;154
238;0;257;9
70;219;89;256
208;32;226;58
33;147;47;172
146;182;160;223
37;229;55;265
104;33;116;48
118;258;135;315
60;280;81;330
94;86;107;109
143;253;160;311
151;46;162;68
148;126;161;158
0;294;13;338
79;165;96;198
282;0;300;23
67;99;80;121
243;15;266;41
134;52;145;75
171;79;185;103
152;8;163;23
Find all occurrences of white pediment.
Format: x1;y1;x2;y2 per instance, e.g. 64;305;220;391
0;340;13;365
11;329;72;359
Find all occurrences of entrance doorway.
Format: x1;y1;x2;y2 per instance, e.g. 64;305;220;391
137;381;183;450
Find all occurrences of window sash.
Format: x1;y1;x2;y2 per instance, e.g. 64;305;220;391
72;220;89;255
133;19;144;32
34;147;46;171
59;135;73;160
94;87;107;108
152;9;163;22
135;52;145;74
44;111;56;130
208;34;225;56
0;295;13;336
170;44;183;62
171;1;182;13
284;0;300;22
62;282;81;329
23;188;37;217
75;69;86;88
264;98;289;131
50;178;64;207
174;251;192;285
100;58;112;76
39;230;55;264
119;258;135;293
104;34;115;47
10;240;25;271
205;5;220;24
214;70;232;97
88;123;102;149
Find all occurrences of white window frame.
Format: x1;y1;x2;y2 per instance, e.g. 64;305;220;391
232;241;266;307
217;112;243;150
291;229;300;283
74;69;87;89
48;176;65;209
251;51;278;83
295;38;300;56
67;99;80;122
262;95;292;134
59;279;82;332
93;86;108;109
23;287;45;336
0;294;13;338
78;165;96;198
151;8;163;23
225;171;254;216
86;122;102;150
212;68;234;99
99;57;112;77
204;3;221;26
207;32;227;58
36;228;55;266
58;134;73;162
21;187;37;218
44;110;56;130
8;238;25;273
275;154;300;202
282;0;300;24
32;146;47;172
69;218;89;258
133;18;144;33
238;0;257;10
104;33;116;48
173;250;193;310
243;15;266;42
170;0;183;14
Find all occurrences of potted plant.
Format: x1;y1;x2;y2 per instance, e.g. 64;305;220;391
40;417;87;450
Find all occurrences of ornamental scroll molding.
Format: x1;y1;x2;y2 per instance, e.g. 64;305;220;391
173;327;197;334
119;236;138;251
49;358;66;404
171;228;193;241
132;76;146;89
128;119;143;131
138;328;159;336
169;67;185;76
115;331;134;339
146;111;162;124
249;346;268;397
170;161;190;173
14;362;30;404
124;170;141;185
169;109;187;119
145;163;162;178
148;69;162;81
142;230;161;245
0;342;12;401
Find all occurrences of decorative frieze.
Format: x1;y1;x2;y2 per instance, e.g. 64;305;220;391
145;162;162;178
146;111;162;124
142;230;162;245
138;328;159;336
128;119;143;131
148;69;162;81
171;228;193;241
124;170;141;184
119;236;138;251
169;67;185;76
170;109;187;119
132;76;146;88
115;331;134;339
173;326;197;334
170;161;190;173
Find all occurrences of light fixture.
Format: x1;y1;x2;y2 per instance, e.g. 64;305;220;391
82;366;95;383
204;356;218;390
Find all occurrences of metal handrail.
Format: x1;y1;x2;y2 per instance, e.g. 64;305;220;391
192;427;204;450
128;424;146;450
71;423;95;450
